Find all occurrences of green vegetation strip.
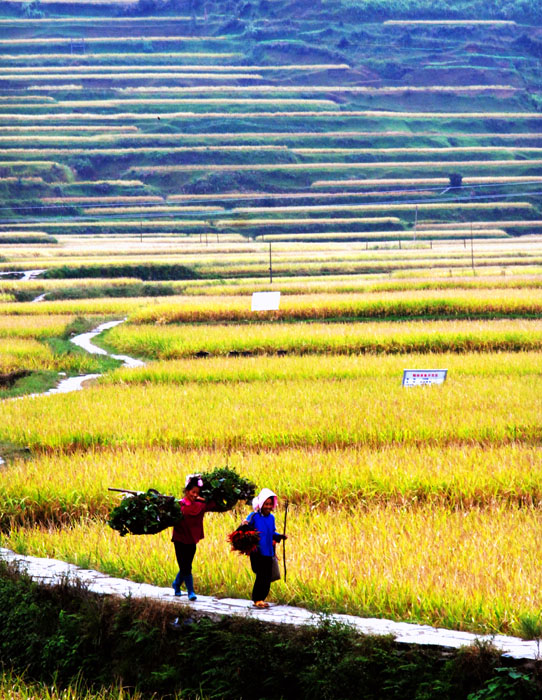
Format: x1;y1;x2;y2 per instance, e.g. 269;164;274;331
1;563;529;700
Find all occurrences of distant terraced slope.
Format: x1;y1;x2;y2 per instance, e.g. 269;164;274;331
0;0;541;278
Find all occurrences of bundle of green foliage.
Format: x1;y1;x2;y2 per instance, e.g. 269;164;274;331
199;467;256;512
108;489;182;537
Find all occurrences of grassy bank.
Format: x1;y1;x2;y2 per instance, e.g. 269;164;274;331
0;561;538;700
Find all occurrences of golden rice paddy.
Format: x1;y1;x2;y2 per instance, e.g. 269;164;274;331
2;6;542;643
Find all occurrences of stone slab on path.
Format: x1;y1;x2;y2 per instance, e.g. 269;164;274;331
1;547;538;660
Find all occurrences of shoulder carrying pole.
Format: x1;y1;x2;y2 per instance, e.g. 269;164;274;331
283;499;289;582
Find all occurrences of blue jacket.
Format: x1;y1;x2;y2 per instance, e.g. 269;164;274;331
247;511;277;557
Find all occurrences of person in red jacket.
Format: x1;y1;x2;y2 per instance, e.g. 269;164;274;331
172;474;216;601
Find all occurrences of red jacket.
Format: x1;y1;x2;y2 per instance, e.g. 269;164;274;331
172;498;217;544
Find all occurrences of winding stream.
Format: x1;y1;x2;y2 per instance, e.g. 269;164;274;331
70;319;145;371
0;309;145;464
29;318;144;397
0;269;46;281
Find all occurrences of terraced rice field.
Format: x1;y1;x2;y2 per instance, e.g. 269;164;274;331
0;6;540;257
1;0;542;647
1;325;542;635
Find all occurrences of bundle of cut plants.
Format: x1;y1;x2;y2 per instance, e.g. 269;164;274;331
108;488;182;537
198;467;256;512
228;522;260;555
107;468;254;537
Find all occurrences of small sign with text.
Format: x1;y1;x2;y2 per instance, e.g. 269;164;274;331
251;291;281;311
402;369;447;387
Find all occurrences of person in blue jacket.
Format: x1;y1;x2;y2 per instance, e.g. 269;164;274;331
243;487;287;609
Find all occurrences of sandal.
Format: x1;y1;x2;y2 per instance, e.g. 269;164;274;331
253;601;269;609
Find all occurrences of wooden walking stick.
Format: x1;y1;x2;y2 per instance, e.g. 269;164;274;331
282;499;289;582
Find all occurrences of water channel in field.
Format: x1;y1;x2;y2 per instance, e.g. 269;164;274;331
0;279;144;464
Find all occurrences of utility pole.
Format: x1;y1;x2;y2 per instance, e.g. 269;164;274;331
269;242;273;284
470;222;475;274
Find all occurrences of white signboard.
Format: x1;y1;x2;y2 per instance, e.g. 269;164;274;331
402;369;447;387
251;291;281;311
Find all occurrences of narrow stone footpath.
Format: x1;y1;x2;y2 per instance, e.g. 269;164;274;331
1;547;538;660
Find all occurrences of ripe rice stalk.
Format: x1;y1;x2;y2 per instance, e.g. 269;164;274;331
0;126;138;132
0;111;347;122
55;128;539;140
4;64;347;73
0;36;227;45
6;0;137;3
16;82;514;93
312;176;542;187
0;671;150;700
0;340;116;374
384;19;516;24
0;219;225;230
231;202;532;214
41;196;164;204
4;437;542;519
6;501;541;636
2;146;290;156
293;147;542;154
4;111;542;123
216;217;401;227
126;290;542;326
170;190;436;203
121;275;542;295
0;160;59;166
1;366;542;451
0;73;264;82
119;84;517;93
0;14;196;20
60;179;144;186
104;318;542;360
129;160;542;172
20;98;330;107
0;52;243;60
0;315;77;339
6;134;540;147
82;205;224;214
0;95;55;102
0;298;156;316
261;229;508;242
0;176;44;183
418;220;542;230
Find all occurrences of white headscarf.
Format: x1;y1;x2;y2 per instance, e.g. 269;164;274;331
185;473;203;489
252;487;278;512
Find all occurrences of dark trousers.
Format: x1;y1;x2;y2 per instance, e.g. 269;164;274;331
174;541;197;576
250;551;273;602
